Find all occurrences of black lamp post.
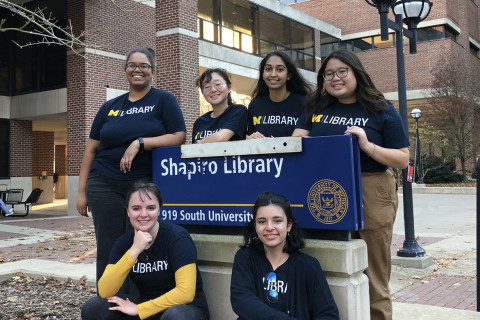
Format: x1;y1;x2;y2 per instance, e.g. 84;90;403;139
411;108;425;184
364;0;432;257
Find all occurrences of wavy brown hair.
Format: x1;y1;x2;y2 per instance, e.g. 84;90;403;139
303;49;387;124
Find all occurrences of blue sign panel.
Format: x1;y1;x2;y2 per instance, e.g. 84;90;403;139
152;136;363;231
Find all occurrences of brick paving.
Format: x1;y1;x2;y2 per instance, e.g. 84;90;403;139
1;215;93;232
393;274;477;311
1;235;97;264
0;213;97;265
390;233;477;311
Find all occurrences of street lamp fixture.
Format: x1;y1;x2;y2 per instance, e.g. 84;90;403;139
410;108;422;119
365;0;396;41
411;108;425;184
366;0;433;53
392;0;433;53
364;0;432;257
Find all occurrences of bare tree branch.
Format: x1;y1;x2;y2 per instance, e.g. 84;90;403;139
0;0;92;57
424;56;480;180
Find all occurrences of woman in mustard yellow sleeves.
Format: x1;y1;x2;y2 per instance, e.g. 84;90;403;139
81;182;209;320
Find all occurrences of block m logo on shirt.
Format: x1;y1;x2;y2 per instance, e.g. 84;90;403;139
312;114;323;123
108;110;120;117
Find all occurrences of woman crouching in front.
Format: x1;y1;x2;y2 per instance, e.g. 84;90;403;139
81;182;209;320
230;191;339;320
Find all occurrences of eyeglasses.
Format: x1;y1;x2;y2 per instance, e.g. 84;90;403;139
203;81;226;93
323;67;349;81
126;62;152;71
265;272;278;303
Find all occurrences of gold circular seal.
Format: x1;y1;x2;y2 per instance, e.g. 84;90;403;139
307;179;348;224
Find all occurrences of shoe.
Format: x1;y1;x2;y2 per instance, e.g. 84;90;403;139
4;208;14;217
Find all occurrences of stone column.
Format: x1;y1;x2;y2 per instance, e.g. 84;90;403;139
193;235;369;320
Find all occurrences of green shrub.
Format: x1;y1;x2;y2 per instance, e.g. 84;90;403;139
422;156;463;183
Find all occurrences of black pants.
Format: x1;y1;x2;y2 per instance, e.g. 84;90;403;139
81;295;206;320
86;172;151;284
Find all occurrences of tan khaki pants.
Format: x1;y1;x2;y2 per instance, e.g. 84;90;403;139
359;169;398;320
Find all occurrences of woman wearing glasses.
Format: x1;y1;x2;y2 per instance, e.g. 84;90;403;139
247;51;311;139
230;191;339;320
192;68;247;144
293;49;409;320
76;47;186;286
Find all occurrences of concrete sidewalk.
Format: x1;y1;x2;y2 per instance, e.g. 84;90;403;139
0;192;479;319
390;192;479;319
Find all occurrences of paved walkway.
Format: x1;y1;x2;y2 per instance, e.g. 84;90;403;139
390;191;479;319
0;192;479;319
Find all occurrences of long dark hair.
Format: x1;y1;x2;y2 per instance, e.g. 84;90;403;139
196;68;233;105
252;51;311;99
126;182;163;209
303;49;387;123
242;191;305;254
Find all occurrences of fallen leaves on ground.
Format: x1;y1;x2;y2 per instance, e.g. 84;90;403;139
0;272;96;320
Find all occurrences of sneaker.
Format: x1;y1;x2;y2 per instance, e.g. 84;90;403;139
5;208;14;216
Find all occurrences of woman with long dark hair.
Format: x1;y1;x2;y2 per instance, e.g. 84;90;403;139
230;191;339;320
247;51;311;139
293;49;409;320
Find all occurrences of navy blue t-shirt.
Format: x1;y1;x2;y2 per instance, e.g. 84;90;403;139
296;101;409;172
192;104;247;143
109;222;209;318
247;93;305;137
89;88;186;180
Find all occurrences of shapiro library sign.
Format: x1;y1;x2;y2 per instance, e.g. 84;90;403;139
152;136;363;231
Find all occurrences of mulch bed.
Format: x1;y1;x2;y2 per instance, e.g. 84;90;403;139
0;273;96;320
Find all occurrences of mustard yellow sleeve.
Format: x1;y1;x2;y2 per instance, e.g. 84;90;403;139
136;263;196;320
98;250;136;298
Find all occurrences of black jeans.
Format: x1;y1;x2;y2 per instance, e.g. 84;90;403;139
86;171;152;284
81;295;206;320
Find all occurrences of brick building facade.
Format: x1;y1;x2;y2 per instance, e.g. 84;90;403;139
293;0;480;175
292;0;480;95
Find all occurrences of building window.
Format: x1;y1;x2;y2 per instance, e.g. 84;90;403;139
444;26;458;42
417;26;444;42
470;43;480;58
325;24;459;57
198;0;315;71
0;0;66;95
320;33;340;58
259;8;290;49
222;0;257;53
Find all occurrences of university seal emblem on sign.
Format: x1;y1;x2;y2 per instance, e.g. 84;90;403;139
307;179;348;224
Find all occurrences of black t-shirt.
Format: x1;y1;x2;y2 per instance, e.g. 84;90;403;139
296;101;409;172
89;88;186;180
109;222;209;318
262;259;289;314
192;104;247;143
247;93;305;137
